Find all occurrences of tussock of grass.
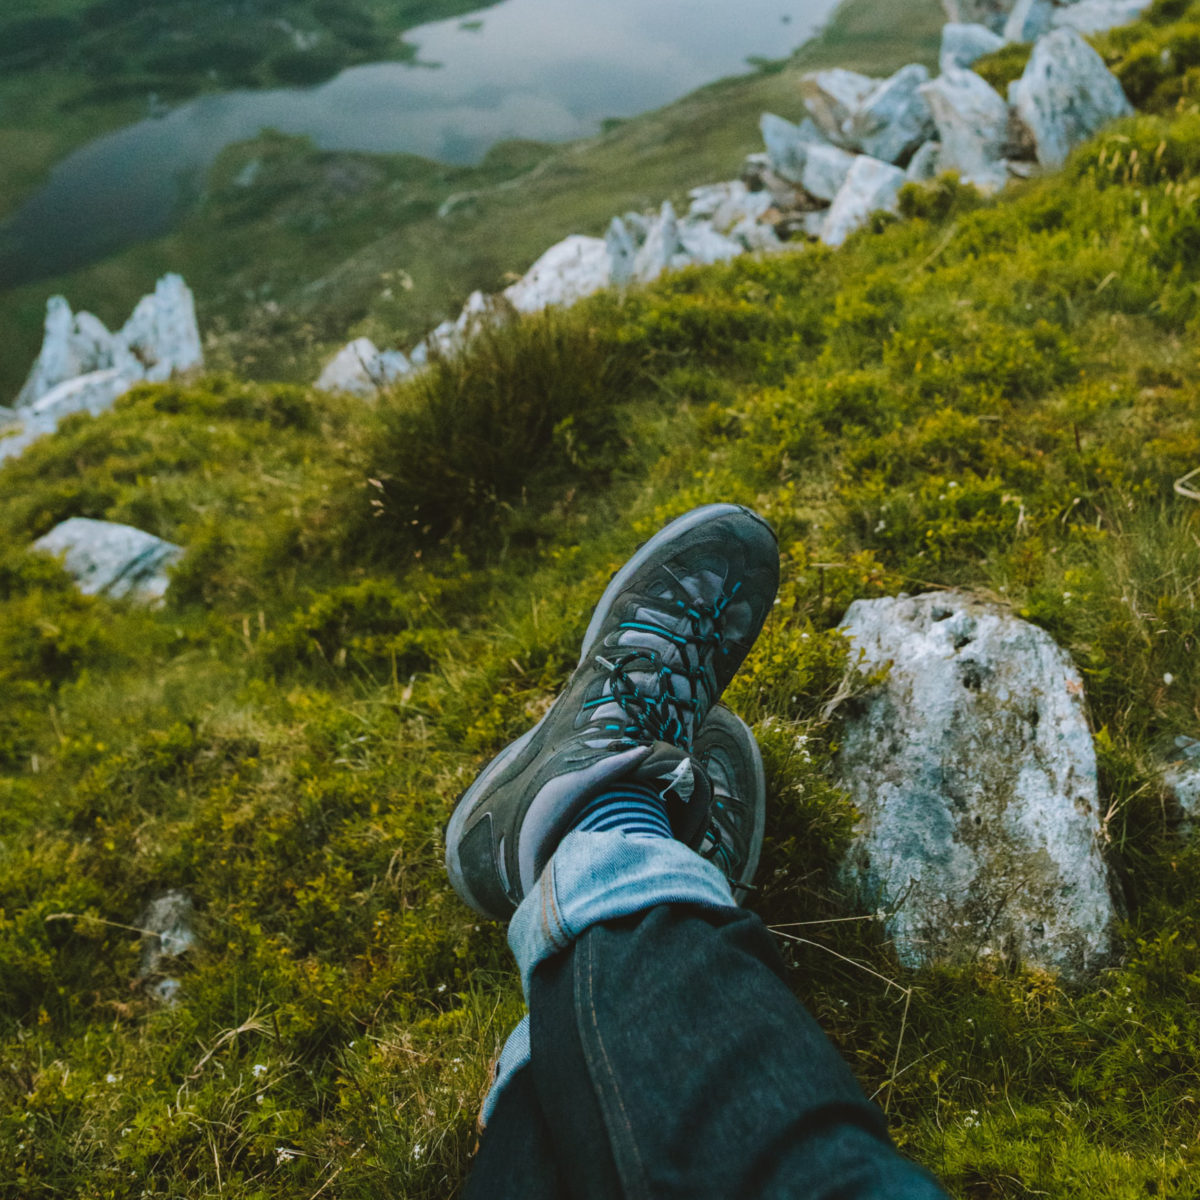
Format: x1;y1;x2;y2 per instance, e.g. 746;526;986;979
7;7;1200;1197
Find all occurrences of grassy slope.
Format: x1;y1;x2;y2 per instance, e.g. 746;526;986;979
6;4;1200;1198
0;0;946;400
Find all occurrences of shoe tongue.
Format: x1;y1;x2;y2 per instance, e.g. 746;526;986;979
627;741;713;847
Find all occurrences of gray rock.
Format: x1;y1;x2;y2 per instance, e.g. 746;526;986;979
632;201;685;284
850;64;937;166
920;68;1010;192
1003;0;1056;43
316;337;412;397
942;0;1016;35
678;219;744;265
821;155;907;246
759;112;857;201
837;591;1117;979
14;298;125;409
502;234;612;313
1160;737;1200;833
799;68;878;147
730;216;783;252
1052;0;1154;34
689;181;775;233
800;141;861;203
940;22;1006;73
606;215;639;285
15;275;201;413
32;517;185;603
1009;29;1134;170
114;273;203;383
906;139;943;182
0;368;142;466
760;113;835;181
138;890;195;1005
741;153;806;209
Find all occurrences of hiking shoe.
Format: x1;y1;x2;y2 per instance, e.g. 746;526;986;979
445;502;779;920
696;704;766;906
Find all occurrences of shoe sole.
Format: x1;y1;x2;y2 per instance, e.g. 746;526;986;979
445;502;777;917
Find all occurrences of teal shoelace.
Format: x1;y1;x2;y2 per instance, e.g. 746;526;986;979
582;584;742;752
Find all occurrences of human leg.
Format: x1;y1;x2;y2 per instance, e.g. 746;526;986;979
450;505;946;1198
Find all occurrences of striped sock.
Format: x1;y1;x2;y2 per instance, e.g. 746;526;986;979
572;785;672;841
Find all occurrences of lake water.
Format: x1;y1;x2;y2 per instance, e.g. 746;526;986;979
0;0;840;288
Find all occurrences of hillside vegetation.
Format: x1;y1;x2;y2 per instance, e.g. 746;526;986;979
5;3;1200;1197
0;0;947;400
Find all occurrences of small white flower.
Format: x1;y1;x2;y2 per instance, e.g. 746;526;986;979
1164;673;1175;685
252;1063;267;1077
412;1142;424;1161
106;1073;118;1084
256;1093;265;1105
436;983;447;994
275;1147;297;1165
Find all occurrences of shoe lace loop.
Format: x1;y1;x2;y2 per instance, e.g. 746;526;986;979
583;584;742;752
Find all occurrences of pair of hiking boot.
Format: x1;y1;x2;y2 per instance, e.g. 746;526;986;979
445;503;780;919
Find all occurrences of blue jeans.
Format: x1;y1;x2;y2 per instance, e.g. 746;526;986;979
464;830;948;1200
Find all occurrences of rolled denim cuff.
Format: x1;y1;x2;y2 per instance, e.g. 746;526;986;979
507;828;736;1001
479;1013;530;1129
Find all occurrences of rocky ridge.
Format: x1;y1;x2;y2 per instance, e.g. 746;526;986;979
315;5;1138;394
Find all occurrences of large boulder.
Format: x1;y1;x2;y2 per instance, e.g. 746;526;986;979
942;0;1016;35
1009;29;1134;169
116;274;203;383
502;234;613;313
0;367;142;466
32;517;185;603
1052;0;1154;33
849;64;937;166
821;156;906;246
799;68;877;148
920;68;1010;192
316;337;411;396
836;592;1117;979
940;22;1006;73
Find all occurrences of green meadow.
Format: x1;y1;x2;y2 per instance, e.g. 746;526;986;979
3;2;1200;1196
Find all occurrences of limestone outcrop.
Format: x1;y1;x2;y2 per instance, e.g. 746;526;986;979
1009;28;1135;169
6;274;203;465
836;592;1118;979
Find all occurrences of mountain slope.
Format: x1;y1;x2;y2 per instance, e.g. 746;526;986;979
3;5;1200;1197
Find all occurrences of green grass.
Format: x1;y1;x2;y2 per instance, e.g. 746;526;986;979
0;0;947;401
7;3;1200;1197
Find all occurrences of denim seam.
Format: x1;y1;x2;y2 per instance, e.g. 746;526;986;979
578;933;651;1200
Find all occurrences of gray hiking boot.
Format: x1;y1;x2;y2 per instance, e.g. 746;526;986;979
696;704;766;905
445;503;779;920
